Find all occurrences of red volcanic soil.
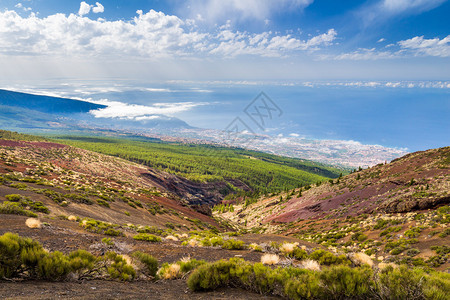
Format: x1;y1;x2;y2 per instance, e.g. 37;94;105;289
267;147;450;223
0;139;67;149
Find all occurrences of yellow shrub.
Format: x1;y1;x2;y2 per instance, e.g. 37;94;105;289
261;254;280;265
302;259;320;271
25;218;41;229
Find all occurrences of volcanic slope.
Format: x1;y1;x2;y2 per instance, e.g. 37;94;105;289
0;131;318;298
216;147;450;270
1;131;449;299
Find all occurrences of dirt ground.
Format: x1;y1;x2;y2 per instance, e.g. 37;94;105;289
0;214;310;299
0;280;280;300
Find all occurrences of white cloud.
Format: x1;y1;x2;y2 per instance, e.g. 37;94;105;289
78;1;91;16
92;2;104;14
381;0;446;14
385;82;401;87
210;28;336;57
182;0;314;24
327;34;450;60
377;38;386;42
398;35;450;57
289;133;300;137
89;99;210;119
359;0;446;25
0;9;336;59
15;3;31;12
330;48;395;60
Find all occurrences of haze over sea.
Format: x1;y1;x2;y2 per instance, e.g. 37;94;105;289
4;79;449;153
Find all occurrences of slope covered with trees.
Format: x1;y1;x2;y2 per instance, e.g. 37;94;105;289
55;136;345;195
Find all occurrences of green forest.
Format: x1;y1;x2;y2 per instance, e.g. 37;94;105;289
55;136;345;194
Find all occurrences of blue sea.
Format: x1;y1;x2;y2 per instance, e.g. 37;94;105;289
7;80;450;152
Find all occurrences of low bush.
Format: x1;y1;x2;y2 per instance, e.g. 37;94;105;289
309;249;350;266
4;194;22;201
0;201;38;217
105;252;136;281
132;251;158;277
222;239;245;250
133;233;161;243
187;257;450;299
0;233;138;281
158;258;206;280
79;218;124;236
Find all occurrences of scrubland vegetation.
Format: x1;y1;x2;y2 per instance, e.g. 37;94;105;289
56;136;342;194
1;233;448;299
0;130;449;298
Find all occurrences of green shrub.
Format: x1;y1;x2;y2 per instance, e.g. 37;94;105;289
132;251;158;277
374;219;390;230
375;265;426;299
406;248;420;257
222;239;245;250
179;259;206;273
431;245;450;255
0;233;157;282
4;194;22;201
309;249;350;266
291;248;308;260
105;252;135;281
0;201;38;217
380;226;402;237
79;218;123;236
104;228;122;236
10;183;28;190
351;232;368;242
165;222;176;229
284;270;321;299
68;250;98;279
136;225;167;236
187;259;234;291
404;227;422;238
96;199;110;208
37;251;72;281
102;237;114;246
133;233;161;243
0;233;42;278
423;270;450;300
438;228;450;238
319;265;373;299
65;193;93;205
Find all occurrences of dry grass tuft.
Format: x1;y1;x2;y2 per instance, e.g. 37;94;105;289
25;218;41;229
165;235;179;241
302;259;320;271
351;252;374;267
180;256;191;263
188;239;200;247
161;263;181;279
121;254;133;266
261;254;280;265
378;262;398;270
68;215;77;221
279;242;298;255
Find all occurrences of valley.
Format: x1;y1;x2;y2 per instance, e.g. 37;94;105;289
0;130;449;299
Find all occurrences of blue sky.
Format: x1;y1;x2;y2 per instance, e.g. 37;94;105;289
0;1;448;152
0;0;449;81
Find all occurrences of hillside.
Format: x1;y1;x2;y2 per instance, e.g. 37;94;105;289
53;135;343;196
0;89;192;134
215;147;450;270
1;131;449;299
0;89;106;114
